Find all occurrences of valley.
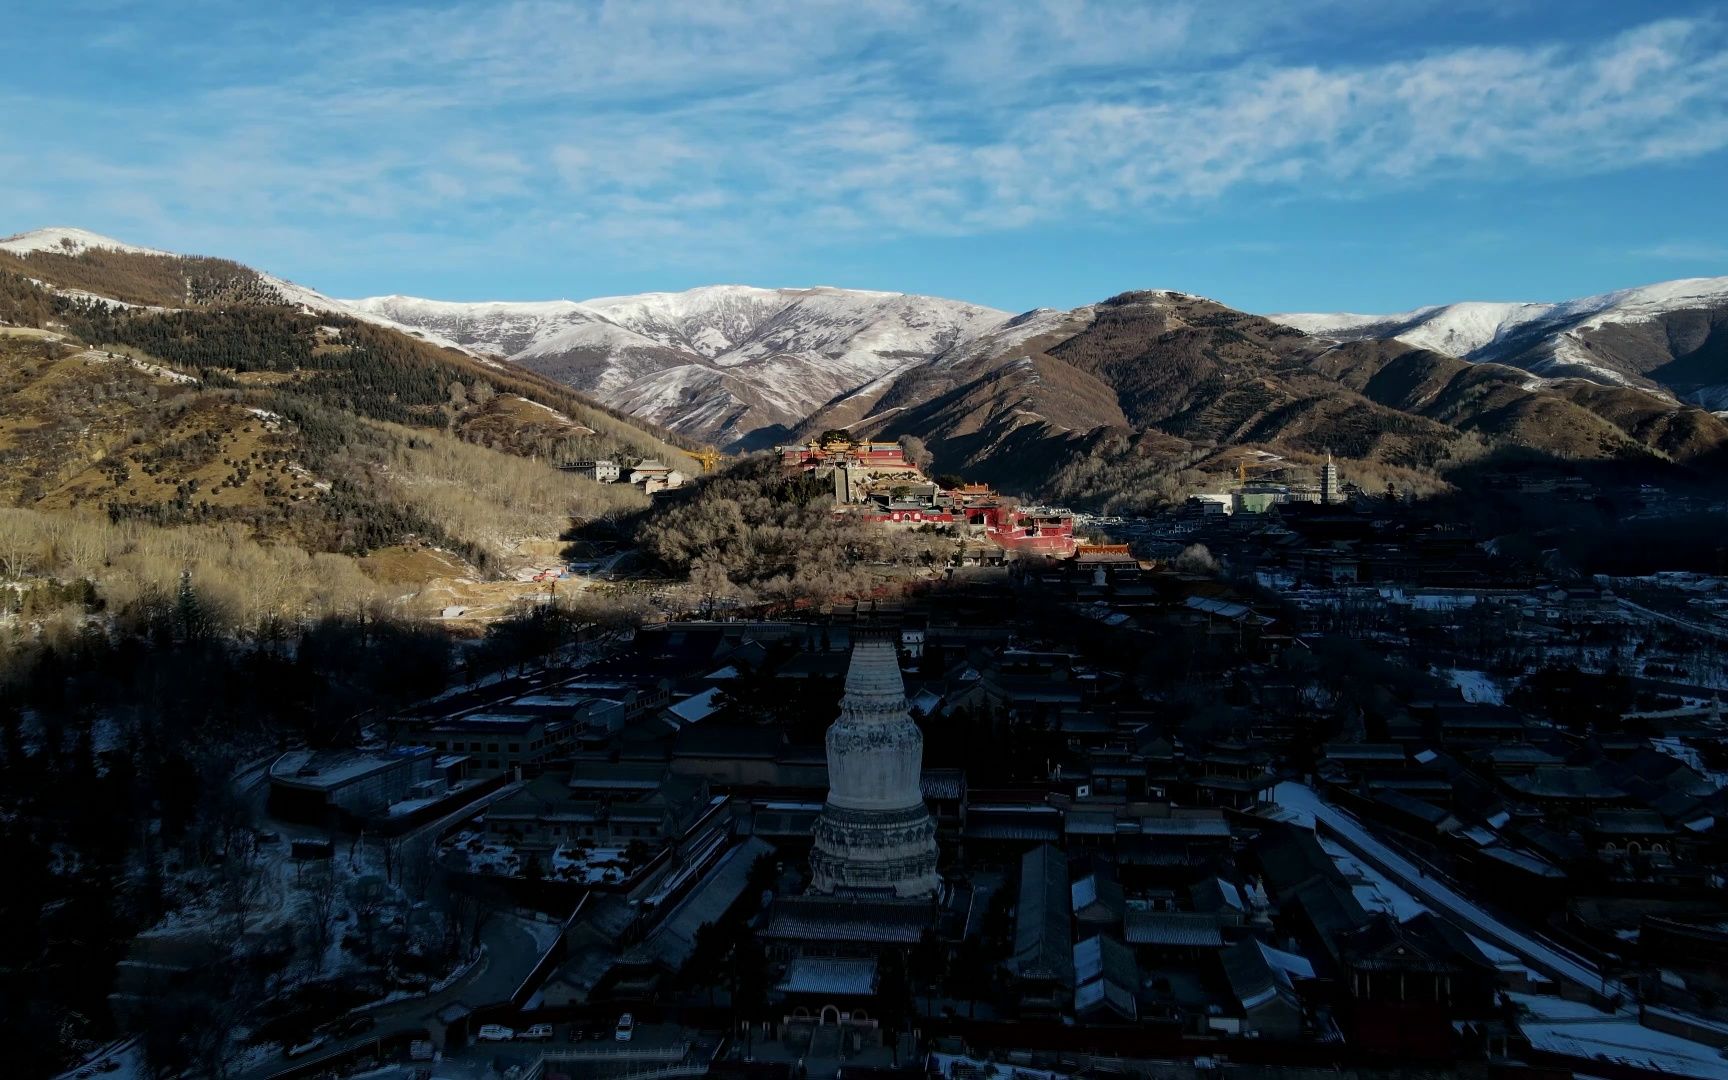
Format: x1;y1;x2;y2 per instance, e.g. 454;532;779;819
12;5;1728;1079
7;231;1728;1080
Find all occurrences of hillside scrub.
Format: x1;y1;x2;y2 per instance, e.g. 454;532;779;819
0;507;388;630
0;281;661;573
634;455;948;601
1047;427;1460;514
379;421;646;561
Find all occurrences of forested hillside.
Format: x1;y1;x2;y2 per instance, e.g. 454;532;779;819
0;265;704;623
0;243;274;307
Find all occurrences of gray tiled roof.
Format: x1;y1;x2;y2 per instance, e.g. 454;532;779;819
1124;911;1226;948
1010;844;1074;985
776;956;878;996
638;836;773;971
762;895;934;945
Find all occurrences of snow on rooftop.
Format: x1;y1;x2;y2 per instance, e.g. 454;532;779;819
1512;991;1727;1080
668;686;725;725
1318;836;1429;922
271;746;433;788
1273;781;1623;996
435;711;540;728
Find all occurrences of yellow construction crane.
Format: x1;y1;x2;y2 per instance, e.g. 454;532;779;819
1235;454;1279;485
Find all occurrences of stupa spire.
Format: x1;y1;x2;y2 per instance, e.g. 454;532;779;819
809;639;941;897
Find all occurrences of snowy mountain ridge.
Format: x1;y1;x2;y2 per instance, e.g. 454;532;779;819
349;285;1015;445
11;224;1727;443
1273;277;1728;397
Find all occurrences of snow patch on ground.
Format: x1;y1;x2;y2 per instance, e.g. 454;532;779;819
79;348;198;384
443;830;633;885
53;1037;145;1080
512;396;576;424
1440;668;1506;705
1651;737;1728;789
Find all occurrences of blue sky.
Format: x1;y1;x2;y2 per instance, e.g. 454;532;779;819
3;0;1726;314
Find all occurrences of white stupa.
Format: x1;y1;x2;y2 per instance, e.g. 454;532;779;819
809;638;940;897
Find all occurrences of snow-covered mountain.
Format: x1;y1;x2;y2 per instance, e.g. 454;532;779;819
351;287;1014;446
6;228;1010;439
0;225;175;258
16;223;1726;452
1273;277;1728;406
0;227;473;353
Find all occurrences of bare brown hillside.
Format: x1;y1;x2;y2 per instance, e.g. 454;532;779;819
795;289;1728;507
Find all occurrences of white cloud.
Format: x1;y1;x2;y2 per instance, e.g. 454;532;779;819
1633;241;1728;261
5;3;1726;275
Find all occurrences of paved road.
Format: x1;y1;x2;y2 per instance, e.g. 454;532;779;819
238;912;558;1080
1618;596;1728;644
232;772;547;1080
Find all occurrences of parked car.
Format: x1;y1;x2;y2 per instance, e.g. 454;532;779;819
614;1014;634;1042
516;1024;554;1041
284;1035;328;1059
477;1025;515;1042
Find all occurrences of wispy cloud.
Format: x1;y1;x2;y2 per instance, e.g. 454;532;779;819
1632;241;1728;261
4;2;1726;282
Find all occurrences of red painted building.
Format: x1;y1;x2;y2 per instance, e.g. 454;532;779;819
780;441;911;470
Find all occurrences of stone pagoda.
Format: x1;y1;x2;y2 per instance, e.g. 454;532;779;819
809;638;940;897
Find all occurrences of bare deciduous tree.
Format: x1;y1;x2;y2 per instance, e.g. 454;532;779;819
304;867;341;973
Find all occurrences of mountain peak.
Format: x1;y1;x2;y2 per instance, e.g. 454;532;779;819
357;285;1015;445
0;226;173;258
1271;275;1728;403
